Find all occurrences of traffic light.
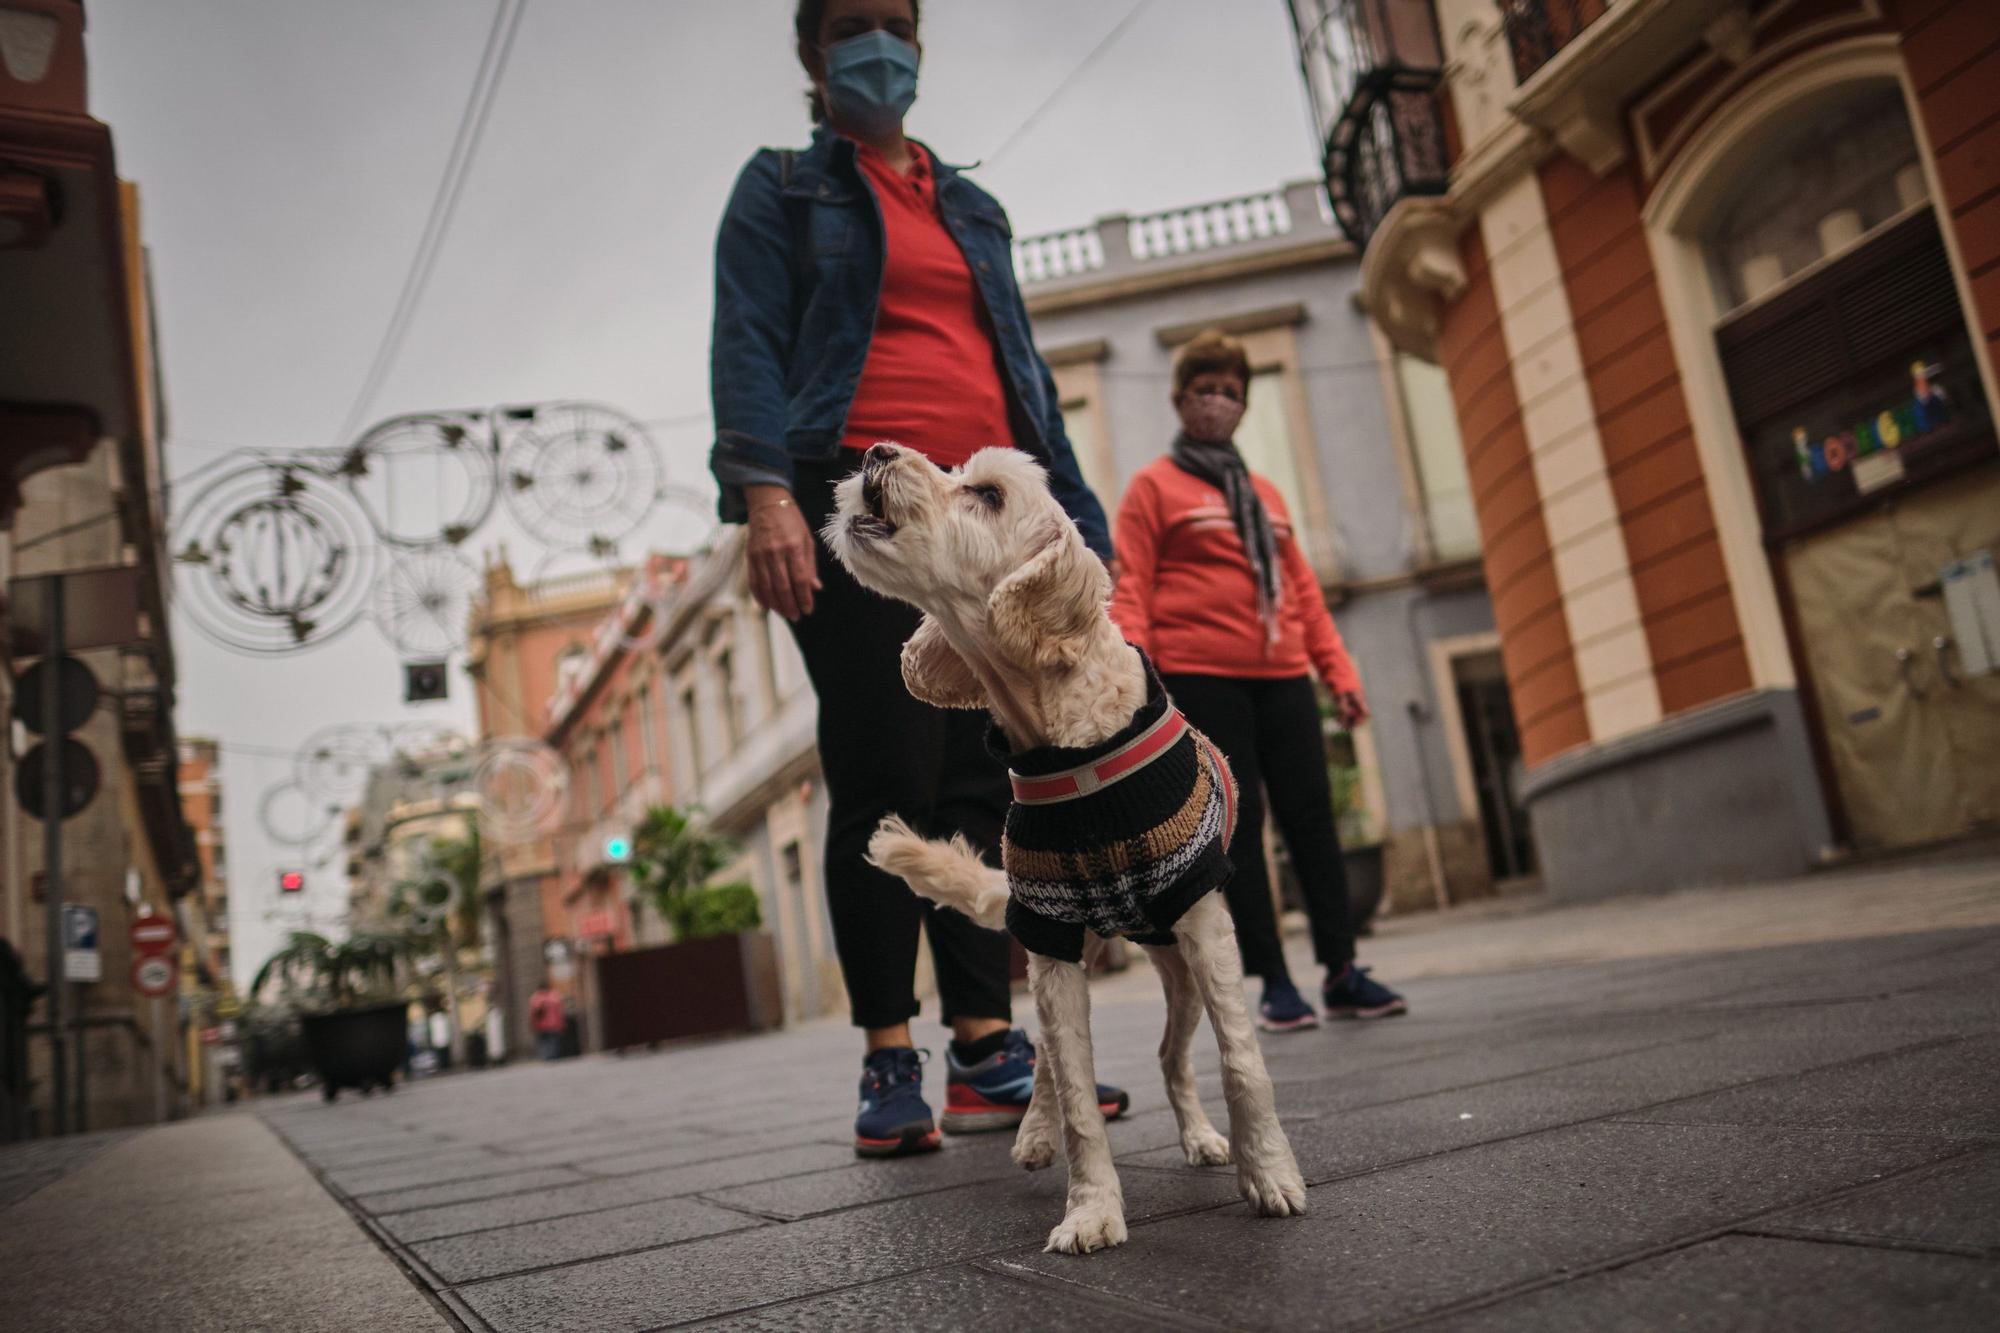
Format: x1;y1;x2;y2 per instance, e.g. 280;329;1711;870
603;835;632;864
278;870;305;894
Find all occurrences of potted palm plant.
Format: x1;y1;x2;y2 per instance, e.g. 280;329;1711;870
592;805;781;1048
252;930;414;1101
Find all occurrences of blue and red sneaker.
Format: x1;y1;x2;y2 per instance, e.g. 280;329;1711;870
854;1047;941;1158
942;1028;1130;1134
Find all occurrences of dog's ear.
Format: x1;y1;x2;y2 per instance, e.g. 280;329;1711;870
901;615;985;708
988;523;1109;670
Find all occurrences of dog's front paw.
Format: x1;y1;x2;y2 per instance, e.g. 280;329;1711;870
1181;1125;1232;1167
1044;1203;1128;1254
1238;1163;1308;1217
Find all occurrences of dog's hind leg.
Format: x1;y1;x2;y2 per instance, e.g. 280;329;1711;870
1027;952;1127;1254
1172;894;1306;1218
1142;942;1232;1167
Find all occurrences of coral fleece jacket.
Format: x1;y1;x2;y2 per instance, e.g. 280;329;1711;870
1109;457;1363;696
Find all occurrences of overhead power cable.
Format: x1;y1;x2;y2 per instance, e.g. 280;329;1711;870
331;0;529;448
983;0;1156;169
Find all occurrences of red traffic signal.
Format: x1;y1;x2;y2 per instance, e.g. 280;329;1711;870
278;870;305;894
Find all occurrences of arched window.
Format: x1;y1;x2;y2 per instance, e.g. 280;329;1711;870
1701;82;1925;314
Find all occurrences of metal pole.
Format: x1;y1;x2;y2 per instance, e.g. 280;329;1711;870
153;998;166;1123
41;577;68;1136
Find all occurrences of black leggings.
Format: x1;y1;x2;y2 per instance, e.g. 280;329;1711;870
1161;672;1355;981
786;454;1014;1031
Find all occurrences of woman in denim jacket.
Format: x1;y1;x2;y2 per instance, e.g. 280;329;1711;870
708;0;1119;1159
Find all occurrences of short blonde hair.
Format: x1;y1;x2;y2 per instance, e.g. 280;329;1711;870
1172;329;1252;398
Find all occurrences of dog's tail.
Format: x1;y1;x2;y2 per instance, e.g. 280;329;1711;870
865;815;1010;930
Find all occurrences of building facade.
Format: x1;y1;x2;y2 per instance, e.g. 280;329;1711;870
1;1;204;1134
1013;179;1526;911
464;555;634;1059
542;534;845;1037
1290;0;2000;896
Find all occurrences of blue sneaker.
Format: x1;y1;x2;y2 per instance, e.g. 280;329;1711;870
1257;978;1320;1032
1323;964;1408;1019
854;1047;941;1158
942;1028;1130;1133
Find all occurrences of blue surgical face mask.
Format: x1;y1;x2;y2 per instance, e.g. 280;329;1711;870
823;29;918;137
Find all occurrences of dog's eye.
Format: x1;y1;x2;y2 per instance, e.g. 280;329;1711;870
966;483;1004;511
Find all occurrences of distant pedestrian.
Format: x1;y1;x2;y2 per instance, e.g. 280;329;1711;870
529;983;566;1062
708;0;1126;1157
1109;330;1408;1029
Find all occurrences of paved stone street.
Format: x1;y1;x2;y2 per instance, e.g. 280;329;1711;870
8;855;2000;1330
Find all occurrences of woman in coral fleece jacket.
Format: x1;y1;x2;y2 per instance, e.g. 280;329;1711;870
1110;330;1407;1031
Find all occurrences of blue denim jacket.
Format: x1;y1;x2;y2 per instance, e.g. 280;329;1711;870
708;127;1112;558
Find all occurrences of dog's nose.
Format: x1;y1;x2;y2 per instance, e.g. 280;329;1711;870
866;442;898;465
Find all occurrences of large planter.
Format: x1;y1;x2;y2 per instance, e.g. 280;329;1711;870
1342;843;1386;935
301;1001;408;1102
592;931;782;1050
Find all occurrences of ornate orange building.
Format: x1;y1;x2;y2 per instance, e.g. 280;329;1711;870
1292;0;2000;895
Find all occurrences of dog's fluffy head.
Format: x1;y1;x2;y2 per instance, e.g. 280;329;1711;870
823;443;1109;705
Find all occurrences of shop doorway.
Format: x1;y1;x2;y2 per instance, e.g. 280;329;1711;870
1452;651;1536;883
1706;86;2000;851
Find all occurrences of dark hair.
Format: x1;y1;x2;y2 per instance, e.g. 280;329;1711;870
1172;330;1253;400
796;0;922;123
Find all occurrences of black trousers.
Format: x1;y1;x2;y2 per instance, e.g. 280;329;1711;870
1161;672;1356;980
786;454;1014;1031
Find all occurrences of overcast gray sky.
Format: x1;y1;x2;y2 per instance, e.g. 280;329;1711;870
85;0;1321;986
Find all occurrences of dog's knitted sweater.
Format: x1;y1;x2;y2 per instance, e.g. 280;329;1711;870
991;657;1238;962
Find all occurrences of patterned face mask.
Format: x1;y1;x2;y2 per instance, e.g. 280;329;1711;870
1178;391;1246;443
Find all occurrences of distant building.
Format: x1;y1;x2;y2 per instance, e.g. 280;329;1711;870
0;5;203;1135
176;739;230;987
543;534;844;1038
465;554;636;1058
1288;0;2000;897
1013;179;1525;912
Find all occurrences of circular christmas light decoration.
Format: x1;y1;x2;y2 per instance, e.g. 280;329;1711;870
472;737;571;842
173;461;377;655
501;402;664;550
337;413;499;549
370;547;484;659
296;723;393;805
258;779;338;847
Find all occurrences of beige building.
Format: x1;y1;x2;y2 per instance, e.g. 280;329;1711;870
2;2;205;1135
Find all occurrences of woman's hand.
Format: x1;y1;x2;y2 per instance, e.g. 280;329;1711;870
745;485;821;621
1334;689;1369;729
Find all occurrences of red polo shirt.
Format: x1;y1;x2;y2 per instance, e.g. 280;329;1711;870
840;142;1014;467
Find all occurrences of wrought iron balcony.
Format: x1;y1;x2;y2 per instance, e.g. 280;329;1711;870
1288;0;1451;249
1501;0;1613;84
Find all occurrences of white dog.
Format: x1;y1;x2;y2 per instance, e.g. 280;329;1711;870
824;442;1306;1255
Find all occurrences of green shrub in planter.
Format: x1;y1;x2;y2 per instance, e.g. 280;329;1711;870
671;882;762;941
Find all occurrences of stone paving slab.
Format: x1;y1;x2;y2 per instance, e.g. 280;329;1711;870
0;1115;449;1333
1753;1149;2000;1257
410;1192;761;1285
454;1159;1247;1331
354;1166;596;1215
1416;1234;2000;1332
380;1142;857;1243
1615;1033;2000;1140
698;1261;1196;1331
995;1122;1962;1330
